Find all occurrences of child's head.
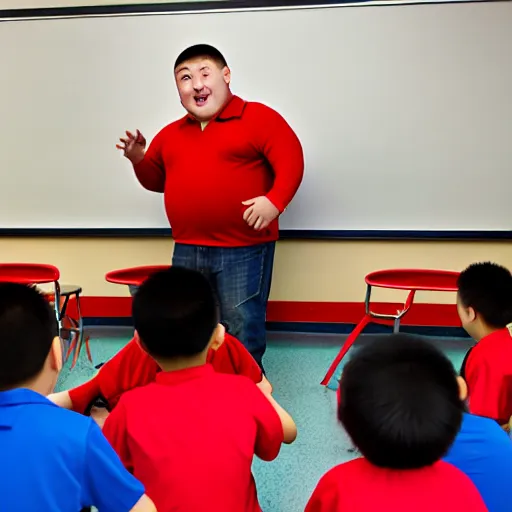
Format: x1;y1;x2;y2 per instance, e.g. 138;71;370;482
338;334;465;470
0;282;61;393
132;266;223;364
457;262;512;340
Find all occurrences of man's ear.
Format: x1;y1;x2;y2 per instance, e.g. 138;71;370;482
223;66;231;85
209;323;226;351
457;376;468;401
50;336;63;373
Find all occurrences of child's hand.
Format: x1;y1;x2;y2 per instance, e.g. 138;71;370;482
47;391;73;409
91;406;111;429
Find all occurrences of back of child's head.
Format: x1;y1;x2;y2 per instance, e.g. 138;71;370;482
457;261;512;328
132;266;219;360
338;333;463;470
0;282;59;390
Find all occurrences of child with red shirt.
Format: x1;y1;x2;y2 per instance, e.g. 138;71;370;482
49;329;271;421
102;266;297;512
457;261;512;427
306;334;487;512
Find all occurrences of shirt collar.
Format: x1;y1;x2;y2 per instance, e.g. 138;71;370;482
0;388;56;428
155;363;214;386
184;95;246;125
480;327;511;344
0;388;53;407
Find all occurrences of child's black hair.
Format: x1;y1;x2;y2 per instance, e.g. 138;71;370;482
132;266;219;360
174;44;227;70
457;261;512;328
0;283;59;390
338;334;464;469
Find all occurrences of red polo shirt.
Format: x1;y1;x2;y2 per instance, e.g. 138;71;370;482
460;327;512;424
68;333;262;414
133;95;304;247
305;458;487;512
102;365;284;512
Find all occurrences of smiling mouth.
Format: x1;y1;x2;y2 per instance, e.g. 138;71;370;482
194;95;209;106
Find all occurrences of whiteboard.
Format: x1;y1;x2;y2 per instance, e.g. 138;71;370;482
1;1;511;232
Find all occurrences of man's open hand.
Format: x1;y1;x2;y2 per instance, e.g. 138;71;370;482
116;129;146;164
242;196;280;231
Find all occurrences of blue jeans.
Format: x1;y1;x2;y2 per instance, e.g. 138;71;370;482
130;242;275;368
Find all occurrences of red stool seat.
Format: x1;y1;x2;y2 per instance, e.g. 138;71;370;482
320;268;460;386
105;265;170;287
366;268;460;292
0;263;60;284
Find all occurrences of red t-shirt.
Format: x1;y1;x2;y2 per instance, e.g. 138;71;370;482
102;364;283;512
460;327;512;424
133;95;304;247
305;458;487;512
68;332;262;414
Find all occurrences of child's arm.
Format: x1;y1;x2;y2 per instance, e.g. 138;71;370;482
258;386;297;444
50;335;159;416
248;380;298;462
47;373;102;413
47;390;73;409
257;375;273;395
130;494;157;512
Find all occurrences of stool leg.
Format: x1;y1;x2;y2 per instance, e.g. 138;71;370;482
76;293;91;362
71;293;86;368
321;314;372;386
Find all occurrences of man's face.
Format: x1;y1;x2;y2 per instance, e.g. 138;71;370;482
174;57;231;122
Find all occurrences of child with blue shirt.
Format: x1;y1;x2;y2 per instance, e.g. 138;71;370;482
443;355;512;512
0;282;156;512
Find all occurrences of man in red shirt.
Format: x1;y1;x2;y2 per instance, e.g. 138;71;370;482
116;44;304;369
306;334;487;512
48;330;272;423
102;266;297;512
457;261;512;426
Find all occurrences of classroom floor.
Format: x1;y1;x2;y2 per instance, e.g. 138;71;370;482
55;329;475;511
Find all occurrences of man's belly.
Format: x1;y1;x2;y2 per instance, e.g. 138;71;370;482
163;176;278;247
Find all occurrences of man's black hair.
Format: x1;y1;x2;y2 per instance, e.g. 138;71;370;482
132;266;219;360
0;283;59;390
338;334;463;469
457;261;512;328
174;44;227;70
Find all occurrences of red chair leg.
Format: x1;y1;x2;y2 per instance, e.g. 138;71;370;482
85;336;93;363
65;338;77;362
321;314;372;386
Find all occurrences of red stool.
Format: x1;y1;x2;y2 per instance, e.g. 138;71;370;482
105;265;171;287
320;268;460;386
0;263;91;368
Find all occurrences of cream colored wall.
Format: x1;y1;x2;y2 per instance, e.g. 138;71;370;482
2;0;510;305
1;238;511;305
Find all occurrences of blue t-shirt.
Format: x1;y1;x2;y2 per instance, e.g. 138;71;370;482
444;412;512;512
0;388;145;511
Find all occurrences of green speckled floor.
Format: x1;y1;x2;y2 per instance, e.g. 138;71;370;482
56;329;474;511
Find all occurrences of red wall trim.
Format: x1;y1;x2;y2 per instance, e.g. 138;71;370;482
70;297;461;327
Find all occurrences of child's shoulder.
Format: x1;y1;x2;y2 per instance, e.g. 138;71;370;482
22;399;96;452
318;457;367;482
